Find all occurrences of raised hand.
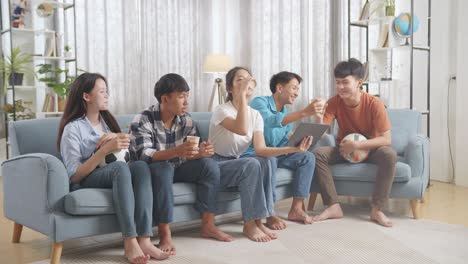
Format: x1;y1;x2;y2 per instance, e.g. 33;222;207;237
303;98;326;116
237;76;256;98
315;101;328;124
296;136;313;152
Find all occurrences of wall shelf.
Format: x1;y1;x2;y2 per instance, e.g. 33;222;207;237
1;0;77;158
348;0;431;137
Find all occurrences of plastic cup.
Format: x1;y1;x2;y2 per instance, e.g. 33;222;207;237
186;136;200;146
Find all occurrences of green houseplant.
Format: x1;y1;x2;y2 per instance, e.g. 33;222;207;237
37;63;76;111
64;45;73;58
0;47;34;92
385;0;395;16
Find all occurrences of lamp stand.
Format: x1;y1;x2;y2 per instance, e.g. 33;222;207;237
208;77;226;111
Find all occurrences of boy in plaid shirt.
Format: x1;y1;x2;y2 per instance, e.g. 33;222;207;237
129;74;232;255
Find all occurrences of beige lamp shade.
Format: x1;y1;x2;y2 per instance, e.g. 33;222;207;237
203;54;232;73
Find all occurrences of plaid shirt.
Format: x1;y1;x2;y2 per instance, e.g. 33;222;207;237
129;103;199;167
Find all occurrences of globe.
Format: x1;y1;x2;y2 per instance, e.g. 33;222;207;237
341;133;369;163
393;13;419;37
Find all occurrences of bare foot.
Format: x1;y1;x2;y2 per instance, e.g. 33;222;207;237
201;223;234;242
124;238;150;264
138;237;170;260
266;216;287;230
256;219;278;240
288;208;314;224
243;221;271;242
370;208;393;227
157;224;176;255
312;203;344;221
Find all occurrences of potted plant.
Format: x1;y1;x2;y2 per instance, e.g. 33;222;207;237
385;0;395;17
64;45;73;58
37;63;76;111
0;47;34;92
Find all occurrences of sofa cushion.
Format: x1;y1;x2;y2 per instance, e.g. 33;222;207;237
195;120;210;142
276;168;295;186
65;188;115;215
330;161;411;183
65;182;240;216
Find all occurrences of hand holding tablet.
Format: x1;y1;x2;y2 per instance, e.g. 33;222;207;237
287;123;329;149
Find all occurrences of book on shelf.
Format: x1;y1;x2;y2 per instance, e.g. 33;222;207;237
362;62;369;82
44;35;56;57
359;0;371;21
42;93;55;112
377;24;390;48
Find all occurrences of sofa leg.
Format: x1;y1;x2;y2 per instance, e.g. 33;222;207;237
51;242;63;264
12;222;23;243
410;199;421;219
307;192;318;211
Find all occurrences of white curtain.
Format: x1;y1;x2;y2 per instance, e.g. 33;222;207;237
75;0;354;114
75;0;207;114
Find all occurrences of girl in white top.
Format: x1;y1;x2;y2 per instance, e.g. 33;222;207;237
210;67;313;240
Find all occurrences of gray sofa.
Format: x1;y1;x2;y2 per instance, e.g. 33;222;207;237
1;109;429;263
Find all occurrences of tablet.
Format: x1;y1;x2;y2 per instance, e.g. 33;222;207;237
286;123;330;148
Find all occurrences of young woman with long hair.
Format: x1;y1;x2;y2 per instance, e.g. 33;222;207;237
58;73;169;263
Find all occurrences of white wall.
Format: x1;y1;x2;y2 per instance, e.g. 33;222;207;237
429;0;458;183
455;0;468;186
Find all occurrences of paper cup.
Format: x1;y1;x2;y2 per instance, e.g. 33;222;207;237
186;136;200;145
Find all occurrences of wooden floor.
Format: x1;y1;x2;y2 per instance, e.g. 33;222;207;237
1;178;468;264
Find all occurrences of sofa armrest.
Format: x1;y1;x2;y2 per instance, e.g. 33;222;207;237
2;153;69;234
404;134;430;184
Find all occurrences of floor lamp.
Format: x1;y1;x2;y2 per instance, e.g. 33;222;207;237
203;54;232;111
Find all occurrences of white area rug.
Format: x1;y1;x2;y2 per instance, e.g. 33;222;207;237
31;206;468;264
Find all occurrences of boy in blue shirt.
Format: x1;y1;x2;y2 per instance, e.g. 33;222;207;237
247;71;325;229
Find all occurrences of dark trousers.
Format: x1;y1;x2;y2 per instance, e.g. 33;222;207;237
312;146;397;209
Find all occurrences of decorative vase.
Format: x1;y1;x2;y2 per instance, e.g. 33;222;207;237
386;5;395;16
8;73;24;86
58;96;67;112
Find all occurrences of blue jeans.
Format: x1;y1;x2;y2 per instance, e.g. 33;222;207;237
78;161;153;238
214;154;275;222
245;152;316;201
149;158;220;224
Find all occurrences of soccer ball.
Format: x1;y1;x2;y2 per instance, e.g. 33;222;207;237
341;133;369;163
97;148;130;168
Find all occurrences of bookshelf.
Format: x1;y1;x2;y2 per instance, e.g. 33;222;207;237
348;0;431;137
0;0;77;158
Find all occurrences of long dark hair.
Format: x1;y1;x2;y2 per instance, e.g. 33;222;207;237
225;66;251;101
57;73;121;150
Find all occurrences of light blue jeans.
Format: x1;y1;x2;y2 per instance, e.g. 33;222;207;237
214;154;275;222
244;152;316;202
78;161;153;238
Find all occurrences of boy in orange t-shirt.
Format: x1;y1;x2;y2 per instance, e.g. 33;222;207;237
311;58;397;227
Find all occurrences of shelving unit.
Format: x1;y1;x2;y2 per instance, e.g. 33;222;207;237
0;0;77;158
348;0;431;137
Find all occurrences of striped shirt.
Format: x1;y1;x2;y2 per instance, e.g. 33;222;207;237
129;103;198;167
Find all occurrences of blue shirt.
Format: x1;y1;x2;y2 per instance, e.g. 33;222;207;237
60;116;110;178
244;96;293;155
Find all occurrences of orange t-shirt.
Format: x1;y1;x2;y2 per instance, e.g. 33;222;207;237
323;92;391;143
